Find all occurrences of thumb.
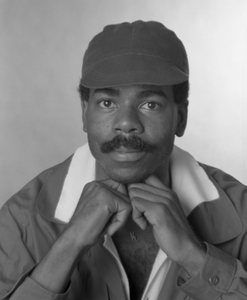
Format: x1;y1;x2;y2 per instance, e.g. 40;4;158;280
116;183;128;196
101;179;128;196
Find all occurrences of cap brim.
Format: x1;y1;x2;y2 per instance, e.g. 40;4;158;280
81;54;188;88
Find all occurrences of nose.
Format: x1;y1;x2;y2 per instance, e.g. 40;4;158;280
113;106;144;135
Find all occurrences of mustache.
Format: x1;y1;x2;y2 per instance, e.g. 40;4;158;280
100;135;157;154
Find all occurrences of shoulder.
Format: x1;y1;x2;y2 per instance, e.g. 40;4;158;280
200;162;247;211
1;155;73;218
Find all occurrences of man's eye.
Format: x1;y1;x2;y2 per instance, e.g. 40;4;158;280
141;102;160;110
99;100;116;108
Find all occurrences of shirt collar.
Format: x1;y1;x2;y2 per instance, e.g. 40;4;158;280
36;143;242;243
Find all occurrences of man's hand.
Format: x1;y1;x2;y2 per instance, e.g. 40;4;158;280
67;179;132;249
31;179;131;294
128;174;206;274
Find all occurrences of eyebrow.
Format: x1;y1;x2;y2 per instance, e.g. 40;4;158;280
93;88;120;97
92;87;167;99
136;90;167;99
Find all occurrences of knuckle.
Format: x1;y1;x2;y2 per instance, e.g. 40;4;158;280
92;182;109;198
131;196;138;205
83;181;93;192
129;189;139;199
131;197;142;209
128;184;135;191
102;203;112;214
84;180;101;192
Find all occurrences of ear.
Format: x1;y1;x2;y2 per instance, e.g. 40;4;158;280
81;100;88;133
175;100;188;137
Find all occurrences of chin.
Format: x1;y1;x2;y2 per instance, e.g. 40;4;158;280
107;169;150;184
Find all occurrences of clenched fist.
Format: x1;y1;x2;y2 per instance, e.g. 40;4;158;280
128;174;206;273
67;179;132;249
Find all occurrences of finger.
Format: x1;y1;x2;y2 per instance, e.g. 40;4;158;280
131;197;149;230
107;203;132;235
128;181;182;211
130;189;186;225
100;180;129;202
100;178;125;192
128;184;172;201
116;183;129;196
131;196;184;232
100;179;128;196
129;188;165;204
128;188;181;221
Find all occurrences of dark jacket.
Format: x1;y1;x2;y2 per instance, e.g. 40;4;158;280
0;152;247;300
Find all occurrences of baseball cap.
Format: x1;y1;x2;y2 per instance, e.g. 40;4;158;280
81;20;189;88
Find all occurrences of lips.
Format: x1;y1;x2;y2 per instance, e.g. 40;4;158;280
109;147;145;162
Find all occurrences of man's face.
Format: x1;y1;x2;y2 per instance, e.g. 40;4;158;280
82;84;187;184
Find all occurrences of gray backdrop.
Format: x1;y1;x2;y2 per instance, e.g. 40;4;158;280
1;0;247;206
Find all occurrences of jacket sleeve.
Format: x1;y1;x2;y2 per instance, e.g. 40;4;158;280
0;200;69;300
178;243;247;299
6;278;70;300
1;266;70;300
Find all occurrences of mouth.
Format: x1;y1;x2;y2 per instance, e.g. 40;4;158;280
109;147;146;162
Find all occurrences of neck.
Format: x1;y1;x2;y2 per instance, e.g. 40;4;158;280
95;161;108;181
154;160;171;188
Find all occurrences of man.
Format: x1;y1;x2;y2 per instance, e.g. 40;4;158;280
0;20;247;300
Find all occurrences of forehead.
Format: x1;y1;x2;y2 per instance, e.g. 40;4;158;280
89;84;174;100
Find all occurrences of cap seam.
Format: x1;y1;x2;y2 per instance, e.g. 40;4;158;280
130;22;135;53
88;66;179;78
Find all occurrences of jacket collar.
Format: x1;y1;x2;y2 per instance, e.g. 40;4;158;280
36;143;242;244
36;155;73;224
